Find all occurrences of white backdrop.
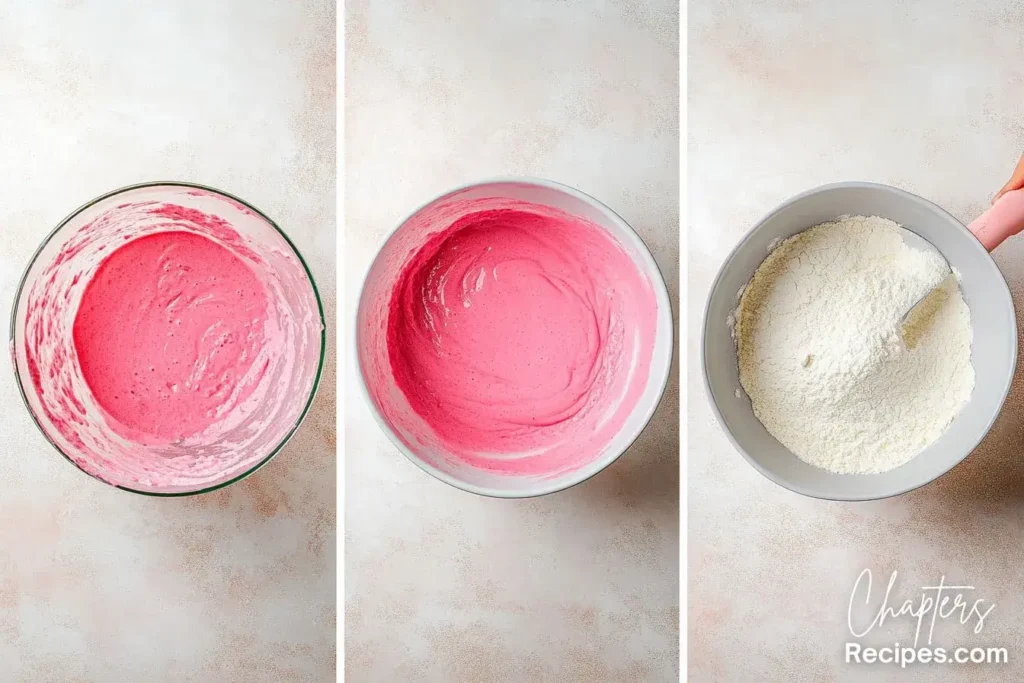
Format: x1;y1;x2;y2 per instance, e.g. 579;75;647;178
0;2;336;680
345;1;681;679
689;1;1024;680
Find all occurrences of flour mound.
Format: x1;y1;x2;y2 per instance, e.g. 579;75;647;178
734;215;975;474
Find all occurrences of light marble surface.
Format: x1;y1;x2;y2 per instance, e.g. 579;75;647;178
0;3;335;681
690;1;1024;681
345;1;679;680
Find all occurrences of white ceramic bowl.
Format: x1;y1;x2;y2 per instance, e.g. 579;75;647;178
356;177;673;497
702;182;1017;500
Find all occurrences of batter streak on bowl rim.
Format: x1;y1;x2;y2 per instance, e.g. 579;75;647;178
362;187;659;484
11;183;325;495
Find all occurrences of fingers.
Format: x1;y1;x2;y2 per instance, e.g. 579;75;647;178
993;153;1024;204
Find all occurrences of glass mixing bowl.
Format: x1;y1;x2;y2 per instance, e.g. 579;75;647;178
10;182;325;496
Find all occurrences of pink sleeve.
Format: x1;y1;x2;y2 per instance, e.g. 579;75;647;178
968;188;1024;251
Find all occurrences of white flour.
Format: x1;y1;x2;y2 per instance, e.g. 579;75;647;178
734;215;975;474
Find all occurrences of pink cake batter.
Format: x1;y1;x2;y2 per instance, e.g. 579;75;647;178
73;231;270;443
384;200;657;477
18;191;322;492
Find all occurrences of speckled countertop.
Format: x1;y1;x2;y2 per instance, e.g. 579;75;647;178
0;3;335;681
690;1;1024;681
345;1;679;680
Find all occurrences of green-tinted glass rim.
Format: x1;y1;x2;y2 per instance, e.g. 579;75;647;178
9;181;328;497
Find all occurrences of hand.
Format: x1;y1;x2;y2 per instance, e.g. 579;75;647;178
993;153;1024;204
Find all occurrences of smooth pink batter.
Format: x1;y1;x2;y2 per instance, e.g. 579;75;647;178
72;231;269;443
385;202;657;475
19;192;322;492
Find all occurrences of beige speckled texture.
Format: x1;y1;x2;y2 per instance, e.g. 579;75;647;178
345;1;679;680
0;3;335;681
690;1;1024;681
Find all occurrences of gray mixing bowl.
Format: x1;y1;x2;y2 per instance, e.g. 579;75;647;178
702;182;1017;500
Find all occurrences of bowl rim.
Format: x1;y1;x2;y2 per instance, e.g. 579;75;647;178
354;175;674;498
700;180;1017;501
9;180;327;497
